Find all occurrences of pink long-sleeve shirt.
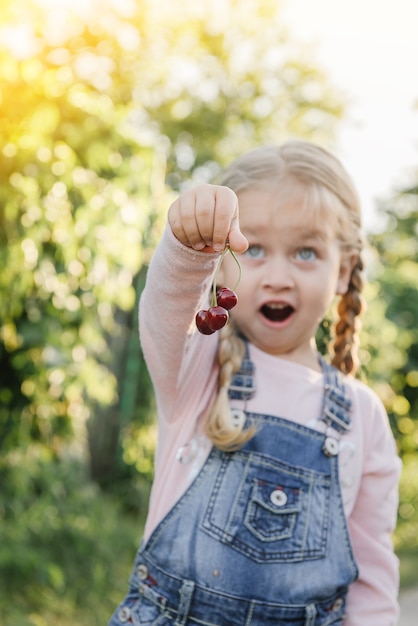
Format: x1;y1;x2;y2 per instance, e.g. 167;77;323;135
139;225;401;626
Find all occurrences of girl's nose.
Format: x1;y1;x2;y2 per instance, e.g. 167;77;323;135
261;255;294;290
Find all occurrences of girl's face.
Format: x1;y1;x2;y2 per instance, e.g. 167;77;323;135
219;185;355;370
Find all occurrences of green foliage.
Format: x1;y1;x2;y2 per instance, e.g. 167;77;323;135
0;0;345;480
365;188;418;457
361;186;418;556
0;0;167;470
0;447;143;625
396;457;418;551
395;456;418;590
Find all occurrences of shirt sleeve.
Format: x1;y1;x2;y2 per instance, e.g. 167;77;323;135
139;224;219;422
344;388;401;626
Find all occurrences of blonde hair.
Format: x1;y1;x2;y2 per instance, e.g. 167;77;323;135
205;139;365;451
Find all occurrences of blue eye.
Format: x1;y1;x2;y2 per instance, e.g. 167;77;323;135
296;248;317;261
245;244;265;259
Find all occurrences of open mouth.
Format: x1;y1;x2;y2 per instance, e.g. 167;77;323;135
261;303;294;323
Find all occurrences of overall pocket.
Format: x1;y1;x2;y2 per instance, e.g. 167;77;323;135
202;451;331;563
244;477;301;542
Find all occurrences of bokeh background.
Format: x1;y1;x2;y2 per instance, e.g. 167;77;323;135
0;1;417;624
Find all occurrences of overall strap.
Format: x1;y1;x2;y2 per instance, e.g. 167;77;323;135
228;343;352;434
228;340;256;401
319;356;352;433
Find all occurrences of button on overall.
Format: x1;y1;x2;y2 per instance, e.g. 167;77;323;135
323;435;339;457
137;564;148;580
117;607;131;623
270;489;288;507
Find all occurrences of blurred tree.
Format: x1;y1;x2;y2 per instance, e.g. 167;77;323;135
0;0;345;487
363;185;418;457
360;182;418;554
0;0;166;485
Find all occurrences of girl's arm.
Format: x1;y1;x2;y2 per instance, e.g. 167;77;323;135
344;391;401;626
139;224;219;421
139;184;248;422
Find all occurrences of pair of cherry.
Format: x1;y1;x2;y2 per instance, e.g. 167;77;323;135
195;287;238;335
195;244;241;335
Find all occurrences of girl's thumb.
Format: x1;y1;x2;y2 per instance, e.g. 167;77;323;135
228;219;248;254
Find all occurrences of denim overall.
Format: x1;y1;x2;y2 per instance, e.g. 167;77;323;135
110;350;358;626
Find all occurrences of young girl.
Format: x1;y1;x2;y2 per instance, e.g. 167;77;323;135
109;140;401;626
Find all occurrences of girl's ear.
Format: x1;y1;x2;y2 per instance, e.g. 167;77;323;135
336;254;358;295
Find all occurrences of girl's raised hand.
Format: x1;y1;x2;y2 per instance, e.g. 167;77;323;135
168;184;248;254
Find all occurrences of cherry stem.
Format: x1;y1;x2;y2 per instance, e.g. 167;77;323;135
229;248;242;290
211;244;242;307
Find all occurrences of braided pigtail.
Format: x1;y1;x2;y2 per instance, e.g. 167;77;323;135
205;322;256;451
331;256;365;375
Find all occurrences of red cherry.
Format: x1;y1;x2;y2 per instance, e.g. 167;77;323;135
207;306;229;331
195;310;215;335
216;287;238;311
